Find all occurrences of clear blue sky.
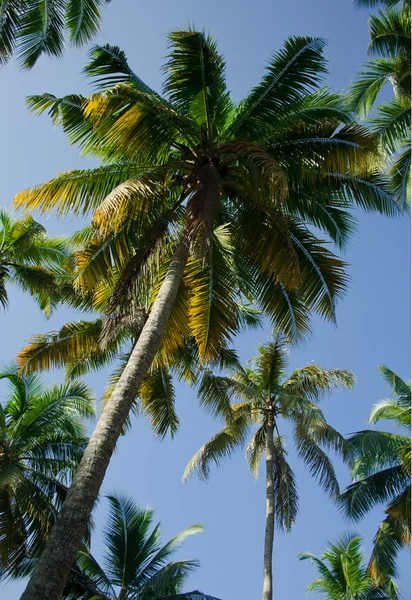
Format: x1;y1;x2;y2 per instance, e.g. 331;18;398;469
1;1;410;598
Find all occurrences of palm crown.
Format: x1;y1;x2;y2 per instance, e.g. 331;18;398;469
63;494;219;600
299;533;402;600
340;367;411;583
184;334;354;526
0;209;69;314
0;366;94;577
14;32;398;358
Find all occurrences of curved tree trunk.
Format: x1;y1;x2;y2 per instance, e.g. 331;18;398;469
20;238;190;600
262;414;275;600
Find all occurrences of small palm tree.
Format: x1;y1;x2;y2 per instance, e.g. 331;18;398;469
340;367;411;583
0;366;94;577
62;494;219;600
348;4;411;206
183;334;354;600
0;0;110;68
0;209;68;313
299;533;402;599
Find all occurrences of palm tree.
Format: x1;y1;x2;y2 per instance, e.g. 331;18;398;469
299;533;402;599
340;367;411;584
15;31;397;600
348;4;411;206
0;209;68;314
60;494;219;600
183;334;354;600
0;366;94;578
0;0;110;68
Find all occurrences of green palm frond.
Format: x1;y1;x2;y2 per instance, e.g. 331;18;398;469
347;58;401;118
341;466;409;520
15;319;125;377
84;43;157;93
0;0;107;68
66;0;105;47
388;144;411;208
368;513;407;583
182;413;251;481
140;366;179;439
272;437;298;532
294;423;340;499
368;6;411;58
229;36;327;137
163;30;232;138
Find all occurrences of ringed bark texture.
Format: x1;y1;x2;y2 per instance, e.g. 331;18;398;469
20;238;190;600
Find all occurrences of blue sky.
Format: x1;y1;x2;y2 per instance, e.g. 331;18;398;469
1;0;410;598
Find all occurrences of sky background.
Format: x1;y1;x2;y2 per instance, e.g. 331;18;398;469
0;0;411;598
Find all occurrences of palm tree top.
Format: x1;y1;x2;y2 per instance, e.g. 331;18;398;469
62;494;219;600
0;365;94;578
0;208;70;314
299;532;403;599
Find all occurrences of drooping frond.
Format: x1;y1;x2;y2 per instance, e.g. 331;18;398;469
84;43;157;93
272;437;299;532
182;414;251;481
139;366;179;439
340;465;409;520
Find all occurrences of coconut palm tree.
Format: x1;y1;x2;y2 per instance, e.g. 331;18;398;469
0;365;94;578
0;0;110;68
183;334;354;600
347;4;411;206
0;209;68;314
299;533;402;599
15;31;397;600
61;494;219;600
340;367;411;584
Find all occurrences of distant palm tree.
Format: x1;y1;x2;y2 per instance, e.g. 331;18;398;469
0;366;94;577
183;334;354;600
63;494;219;600
299;533;402;599
0;209;68;313
348;4;411;206
340;367;411;583
0;0;110;68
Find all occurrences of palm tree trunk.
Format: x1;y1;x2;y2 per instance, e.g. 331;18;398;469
262;414;275;600
20;237;190;600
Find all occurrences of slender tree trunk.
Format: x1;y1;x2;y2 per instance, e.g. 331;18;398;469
20;238;190;600
262;414;275;600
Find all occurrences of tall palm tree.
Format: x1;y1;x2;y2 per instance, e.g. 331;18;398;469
348;4;411;206
340;367;411;584
15;31;397;600
62;494;219;600
299;533;402;599
0;209;68;314
0;0;110;68
183;334;354;600
0;366;94;578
